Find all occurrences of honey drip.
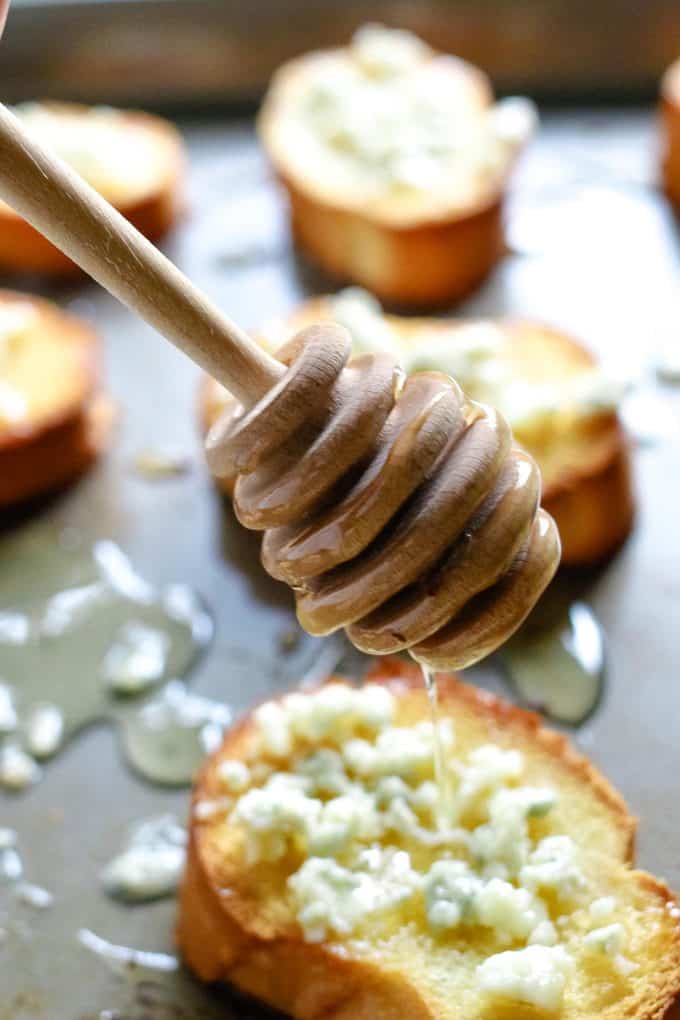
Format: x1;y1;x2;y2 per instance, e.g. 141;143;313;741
420;663;452;827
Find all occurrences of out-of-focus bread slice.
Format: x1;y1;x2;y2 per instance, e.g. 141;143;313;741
257;30;527;307
661;60;680;210
177;658;680;1020
0;290;113;508
199;298;633;566
0;102;185;276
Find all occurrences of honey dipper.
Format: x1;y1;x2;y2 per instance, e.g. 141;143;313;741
0;104;560;670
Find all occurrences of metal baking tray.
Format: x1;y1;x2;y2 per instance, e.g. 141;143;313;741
1;107;679;1019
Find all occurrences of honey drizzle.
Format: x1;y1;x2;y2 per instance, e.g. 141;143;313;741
419;663;452;827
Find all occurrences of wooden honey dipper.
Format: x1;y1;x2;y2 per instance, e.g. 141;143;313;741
0;104;560;670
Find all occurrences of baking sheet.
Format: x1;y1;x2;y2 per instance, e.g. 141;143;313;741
1;109;680;1019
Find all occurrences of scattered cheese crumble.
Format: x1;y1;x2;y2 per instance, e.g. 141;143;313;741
0;743;41;791
209;682;638;1011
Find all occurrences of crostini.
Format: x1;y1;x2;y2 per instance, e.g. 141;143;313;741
0;102;185;276
178;657;680;1020
661;59;680;211
0;290;112;508
200;290;634;566
257;23;536;307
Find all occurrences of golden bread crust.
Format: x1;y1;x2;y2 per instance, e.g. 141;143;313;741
0;290;113;507
257;50;514;306
280;173;505;307
0;103;185;276
198;302;634;565
177;660;680;1019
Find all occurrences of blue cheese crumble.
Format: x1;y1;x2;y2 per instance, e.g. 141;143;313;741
476;945;574;1011
289;847;421;942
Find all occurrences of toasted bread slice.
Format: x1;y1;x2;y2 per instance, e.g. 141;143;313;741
199;294;633;566
0;102;185;276
178;657;680;1020
0;290;113;508
257;25;534;307
661;60;680;210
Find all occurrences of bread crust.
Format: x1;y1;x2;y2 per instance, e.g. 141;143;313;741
198;304;634;566
257;50;516;307
280;172;505;308
542;426;634;565
661;60;680;211
0;290;113;508
0;103;185;276
177;659;680;1019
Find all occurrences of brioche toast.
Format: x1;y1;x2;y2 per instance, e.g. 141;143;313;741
0;290;112;508
178;657;680;1019
199;292;633;566
0;102;185;276
257;24;535;307
661;59;680;211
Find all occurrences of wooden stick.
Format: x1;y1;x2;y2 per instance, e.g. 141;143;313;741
0;103;284;408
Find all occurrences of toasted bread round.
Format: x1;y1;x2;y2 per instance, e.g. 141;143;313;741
0;290;113;508
199;298;633;566
178;658;680;1020
257;28;531;307
661;60;680;210
0;102;185;276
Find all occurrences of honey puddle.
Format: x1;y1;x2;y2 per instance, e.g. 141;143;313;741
0;530;218;790
500;601;605;725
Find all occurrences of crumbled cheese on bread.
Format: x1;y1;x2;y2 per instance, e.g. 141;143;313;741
281;24;536;207
216;759;251;792
12;103;164;199
213;682;640;1011
589;895;617;920
330;287;627;431
520;835;587;898
476;944;574;1011
289;847;421;942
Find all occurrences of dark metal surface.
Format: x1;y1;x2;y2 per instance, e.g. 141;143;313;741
0;108;679;1018
1;0;680;105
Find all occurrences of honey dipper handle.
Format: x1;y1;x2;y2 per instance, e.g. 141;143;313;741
0;103;283;408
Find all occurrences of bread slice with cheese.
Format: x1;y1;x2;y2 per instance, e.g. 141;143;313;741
257;24;535;307
661;60;680;211
0;290;113;508
199;291;633;566
178;656;680;1020
0;102;185;276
